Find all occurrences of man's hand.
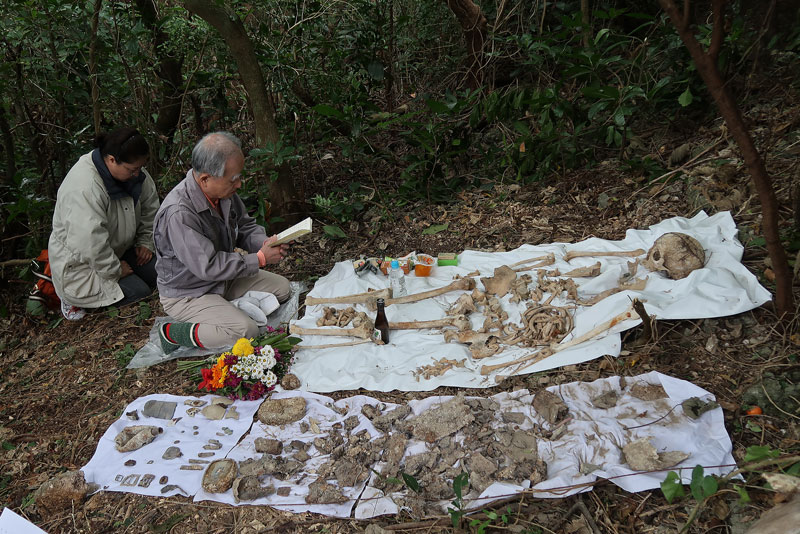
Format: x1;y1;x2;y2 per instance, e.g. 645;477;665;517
135;246;153;266
260;235;290;264
120;260;134;278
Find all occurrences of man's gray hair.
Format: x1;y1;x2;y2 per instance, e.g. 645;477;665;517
191;132;243;179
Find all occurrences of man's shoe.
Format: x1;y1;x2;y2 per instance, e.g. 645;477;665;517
61;300;86;321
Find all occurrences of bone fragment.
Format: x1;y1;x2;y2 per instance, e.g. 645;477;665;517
578;277;647;306
390;315;471;331
290;320;375;341
447;294;477;316
480;303;639;376
563;249;645;262
510;253;556;272
563;262;601;278
386;277;476;305
443;330;499;345
480;266;516;297
305;287;391;307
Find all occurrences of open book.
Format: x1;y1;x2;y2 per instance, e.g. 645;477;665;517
270;217;313;246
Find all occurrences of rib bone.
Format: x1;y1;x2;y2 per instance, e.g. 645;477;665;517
480;303;639;376
563;249;645;262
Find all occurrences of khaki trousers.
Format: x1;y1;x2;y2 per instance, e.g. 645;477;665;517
160;271;290;349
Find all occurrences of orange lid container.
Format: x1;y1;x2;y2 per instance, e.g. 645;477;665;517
415;254;434;276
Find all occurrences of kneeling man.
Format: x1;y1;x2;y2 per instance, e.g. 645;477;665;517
154;132;291;353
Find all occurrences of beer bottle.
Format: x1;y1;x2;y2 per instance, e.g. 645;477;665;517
374;298;390;344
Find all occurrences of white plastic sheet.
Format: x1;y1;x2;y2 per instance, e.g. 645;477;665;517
290;212;770;392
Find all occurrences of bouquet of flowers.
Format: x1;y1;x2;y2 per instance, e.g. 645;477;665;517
178;327;301;400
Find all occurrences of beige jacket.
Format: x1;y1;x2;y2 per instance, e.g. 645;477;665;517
48;152;160;307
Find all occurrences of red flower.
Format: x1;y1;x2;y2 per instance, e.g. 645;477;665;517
198;367;216;391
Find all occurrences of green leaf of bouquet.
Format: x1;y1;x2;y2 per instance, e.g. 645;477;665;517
287;336;302;345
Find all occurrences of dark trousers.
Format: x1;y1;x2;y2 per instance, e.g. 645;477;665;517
115;248;158;307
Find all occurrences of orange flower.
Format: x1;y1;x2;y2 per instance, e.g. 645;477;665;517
211;362;228;389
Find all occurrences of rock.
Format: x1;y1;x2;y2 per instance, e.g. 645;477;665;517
124;459;136;466
281;373;301;390
533;390;568;424
501;412;526;424
305;478;348;504
591;390;618;409
204;439;222;450
202;459;237;493
745;496;800;534
623;439;689;471
224;406;240;420
682;397;719;419
142;400;177;420
333;459;367;487
159;476;168;484
114;425;162;452
34;470;94;515
404;394;473;442
202;404;227;420
629;383;668;401
361;404;382;420
257;397;307;425
277;486;291;497
254;438;283;455
232;475;274;503
372;405;411;432
162;446;182;460
184;399;207;407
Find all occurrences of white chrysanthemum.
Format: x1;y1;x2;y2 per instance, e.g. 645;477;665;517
261;370;277;387
259;345;275;359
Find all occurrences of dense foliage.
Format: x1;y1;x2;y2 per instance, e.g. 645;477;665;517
1;0;798;258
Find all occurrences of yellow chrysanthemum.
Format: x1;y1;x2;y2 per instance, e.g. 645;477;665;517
212;363;228;388
232;338;254;357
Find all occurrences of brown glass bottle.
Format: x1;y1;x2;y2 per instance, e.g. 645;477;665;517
374;298;390;344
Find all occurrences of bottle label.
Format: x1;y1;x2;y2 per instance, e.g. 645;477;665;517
372;329;382;343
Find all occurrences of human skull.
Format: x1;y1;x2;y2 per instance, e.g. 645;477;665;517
643;232;705;280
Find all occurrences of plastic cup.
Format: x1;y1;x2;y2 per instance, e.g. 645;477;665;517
415;254;434;276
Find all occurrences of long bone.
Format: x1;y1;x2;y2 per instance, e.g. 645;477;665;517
509;253;556;270
386;277;476;305
290;320;375;340
390;315;471;331
305;287;392;307
480;303;639;376
563;249;645;262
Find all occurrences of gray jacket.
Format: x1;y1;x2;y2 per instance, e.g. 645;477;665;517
48;152;159;307
154;170;267;298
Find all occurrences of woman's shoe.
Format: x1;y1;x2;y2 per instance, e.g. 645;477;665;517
61;300;86;321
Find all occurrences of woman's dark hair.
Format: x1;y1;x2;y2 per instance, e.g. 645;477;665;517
95;127;149;163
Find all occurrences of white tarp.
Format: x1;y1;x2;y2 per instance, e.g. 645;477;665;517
290;211;770;392
82;372;736;518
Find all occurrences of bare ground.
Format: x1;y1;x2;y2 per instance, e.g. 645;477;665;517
1;97;800;533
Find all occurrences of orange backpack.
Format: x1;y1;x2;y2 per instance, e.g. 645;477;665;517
27;250;61;313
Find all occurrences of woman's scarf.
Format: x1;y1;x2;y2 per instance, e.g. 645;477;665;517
91;149;145;204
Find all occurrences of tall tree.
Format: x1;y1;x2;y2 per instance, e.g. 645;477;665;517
183;0;305;226
444;0;487;89
659;0;793;320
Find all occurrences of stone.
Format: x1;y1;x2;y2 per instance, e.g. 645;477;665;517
281;373;301;390
305;478;348;504
198;452;215;458
125;410;139;420
623;439;689;471
184;399;207;407
114;425;162;452
630;383;667;401
159;476;168;485
257;397;307;425
202;459;238;493
211;396;233;406
333;460;367;487
162;446;182;460
232;475;274;503
180;465;204;470
501;412;526;424
344;415;360;432
276;486;291;497
404;395;473;442
294;450;311;462
591;390;618;409
745;496;800;534
533;390;569;425
372;405;411;432
142;400;177;420
254;437;283;455
202;404;227;420
224;406;240;420
204;439;222;450
124;459;136;467
34;470;94;515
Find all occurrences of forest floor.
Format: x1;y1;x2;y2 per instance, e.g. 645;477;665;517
2;89;800;533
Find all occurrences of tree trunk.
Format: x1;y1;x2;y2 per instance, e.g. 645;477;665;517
88;0;103;136
0;102;16;182
184;0;304;226
134;0;184;157
443;0;487;89
659;0;793;321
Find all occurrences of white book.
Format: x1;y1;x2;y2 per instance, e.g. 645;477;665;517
270;217;312;246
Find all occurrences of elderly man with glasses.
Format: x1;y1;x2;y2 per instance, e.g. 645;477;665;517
153;132;291;353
